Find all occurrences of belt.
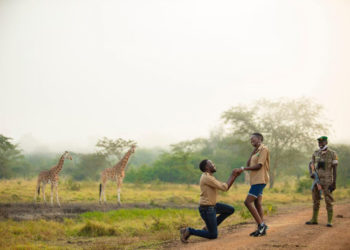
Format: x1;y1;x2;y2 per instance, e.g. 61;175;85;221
199;205;215;208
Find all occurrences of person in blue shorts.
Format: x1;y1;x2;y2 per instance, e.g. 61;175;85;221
236;133;270;237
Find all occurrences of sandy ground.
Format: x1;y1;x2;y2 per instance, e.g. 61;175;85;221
175;202;350;250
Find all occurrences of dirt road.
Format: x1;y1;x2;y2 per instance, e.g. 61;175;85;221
176;202;350;250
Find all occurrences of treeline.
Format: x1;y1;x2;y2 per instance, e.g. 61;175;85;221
1;98;350;187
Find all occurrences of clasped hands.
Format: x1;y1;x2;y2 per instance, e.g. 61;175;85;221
231;167;244;177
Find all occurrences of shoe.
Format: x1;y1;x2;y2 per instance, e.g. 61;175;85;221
253;224;267;237
249;229;259;237
326;223;333;227
180;228;190;243
305;221;318;225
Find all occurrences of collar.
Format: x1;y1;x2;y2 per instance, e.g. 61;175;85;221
256;144;264;151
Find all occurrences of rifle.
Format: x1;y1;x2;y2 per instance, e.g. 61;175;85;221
310;163;323;199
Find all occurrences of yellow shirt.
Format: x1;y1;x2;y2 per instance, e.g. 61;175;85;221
199;172;228;206
249;144;270;185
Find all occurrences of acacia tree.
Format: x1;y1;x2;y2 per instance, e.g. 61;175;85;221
221;98;329;188
96;137;136;165
0;134;23;178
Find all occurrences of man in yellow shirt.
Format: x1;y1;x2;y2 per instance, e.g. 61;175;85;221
236;132;270;237
180;159;239;243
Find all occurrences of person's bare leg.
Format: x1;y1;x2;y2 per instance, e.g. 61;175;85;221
254;195;264;222
244;195;263;225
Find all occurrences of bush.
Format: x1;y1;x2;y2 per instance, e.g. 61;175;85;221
65;178;81;191
78;221;117;237
296;176;312;193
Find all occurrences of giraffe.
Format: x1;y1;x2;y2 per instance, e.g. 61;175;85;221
34;151;72;207
99;145;136;204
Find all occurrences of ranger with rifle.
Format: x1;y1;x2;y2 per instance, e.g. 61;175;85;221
306;136;338;227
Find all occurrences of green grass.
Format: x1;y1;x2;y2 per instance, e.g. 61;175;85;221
1;178;350;249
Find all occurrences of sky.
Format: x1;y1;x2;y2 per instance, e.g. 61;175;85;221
0;0;349;153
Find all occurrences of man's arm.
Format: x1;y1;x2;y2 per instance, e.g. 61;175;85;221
204;175;230;191
242;163;262;171
329;152;338;192
309;161;315;179
226;170;239;190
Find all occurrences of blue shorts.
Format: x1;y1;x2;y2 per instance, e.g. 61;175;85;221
248;184;266;198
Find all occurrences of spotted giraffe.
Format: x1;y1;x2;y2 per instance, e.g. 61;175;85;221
99;145;136;204
34;151;72;206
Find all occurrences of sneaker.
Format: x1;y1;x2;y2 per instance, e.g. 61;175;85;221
249;229;259;237
253;224;267;237
180;228;190;243
326;223;332;227
305;221;318;225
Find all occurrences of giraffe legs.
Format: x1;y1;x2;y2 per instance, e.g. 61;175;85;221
117;177;123;205
50;183;54;206
42;183;47;203
55;183;61;207
34;180;40;202
99;182;107;204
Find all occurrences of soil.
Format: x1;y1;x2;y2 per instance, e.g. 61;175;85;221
0;202;195;221
174;202;350;250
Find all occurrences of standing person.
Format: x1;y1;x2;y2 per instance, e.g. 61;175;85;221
180;159;240;243
235;132;270;237
306;136;338;227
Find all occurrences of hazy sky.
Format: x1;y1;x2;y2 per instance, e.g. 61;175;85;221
1;0;349;152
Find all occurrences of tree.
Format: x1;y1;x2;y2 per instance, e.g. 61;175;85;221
96;137;136;165
332;144;350;187
222;98;329;188
71;153;108;181
0;134;24;178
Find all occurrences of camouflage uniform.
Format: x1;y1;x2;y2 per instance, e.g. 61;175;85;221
310;148;338;224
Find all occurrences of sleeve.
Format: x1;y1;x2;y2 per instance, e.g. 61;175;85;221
311;152;316;165
203;175;228;191
258;148;268;166
332;151;338;165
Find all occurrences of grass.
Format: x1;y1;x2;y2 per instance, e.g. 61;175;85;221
0;178;350;249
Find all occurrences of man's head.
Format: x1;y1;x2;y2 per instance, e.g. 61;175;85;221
250;132;263;147
317;136;328;149
199;159;216;173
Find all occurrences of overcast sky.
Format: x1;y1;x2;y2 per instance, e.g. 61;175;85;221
0;0;349;153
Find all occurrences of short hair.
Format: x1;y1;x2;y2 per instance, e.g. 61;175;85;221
199;159;208;172
251;132;264;142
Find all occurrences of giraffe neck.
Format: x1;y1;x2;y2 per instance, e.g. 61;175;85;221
114;150;133;171
52;154;65;174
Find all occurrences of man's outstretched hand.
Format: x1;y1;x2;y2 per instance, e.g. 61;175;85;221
232;168;243;176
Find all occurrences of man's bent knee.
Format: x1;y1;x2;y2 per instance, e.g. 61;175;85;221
208;232;218;239
228;206;235;215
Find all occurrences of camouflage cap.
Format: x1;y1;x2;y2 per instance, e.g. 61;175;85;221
317;136;328;141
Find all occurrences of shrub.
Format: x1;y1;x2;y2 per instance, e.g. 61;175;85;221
296;176;311;193
78;221;117;237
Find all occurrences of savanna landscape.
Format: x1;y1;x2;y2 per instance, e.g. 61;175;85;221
1;1;350;249
1;178;350;249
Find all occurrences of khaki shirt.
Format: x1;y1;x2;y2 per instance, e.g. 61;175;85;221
199;172;228;206
312;148;338;185
249;144;270;185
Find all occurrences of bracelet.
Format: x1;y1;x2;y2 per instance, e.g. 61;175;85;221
240;166;245;171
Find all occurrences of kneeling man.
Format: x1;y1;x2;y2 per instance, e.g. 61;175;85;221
180;159;239;243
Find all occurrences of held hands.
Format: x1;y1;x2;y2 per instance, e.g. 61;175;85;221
232;168;244;177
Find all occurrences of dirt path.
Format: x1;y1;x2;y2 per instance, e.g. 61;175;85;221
176;202;350;250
